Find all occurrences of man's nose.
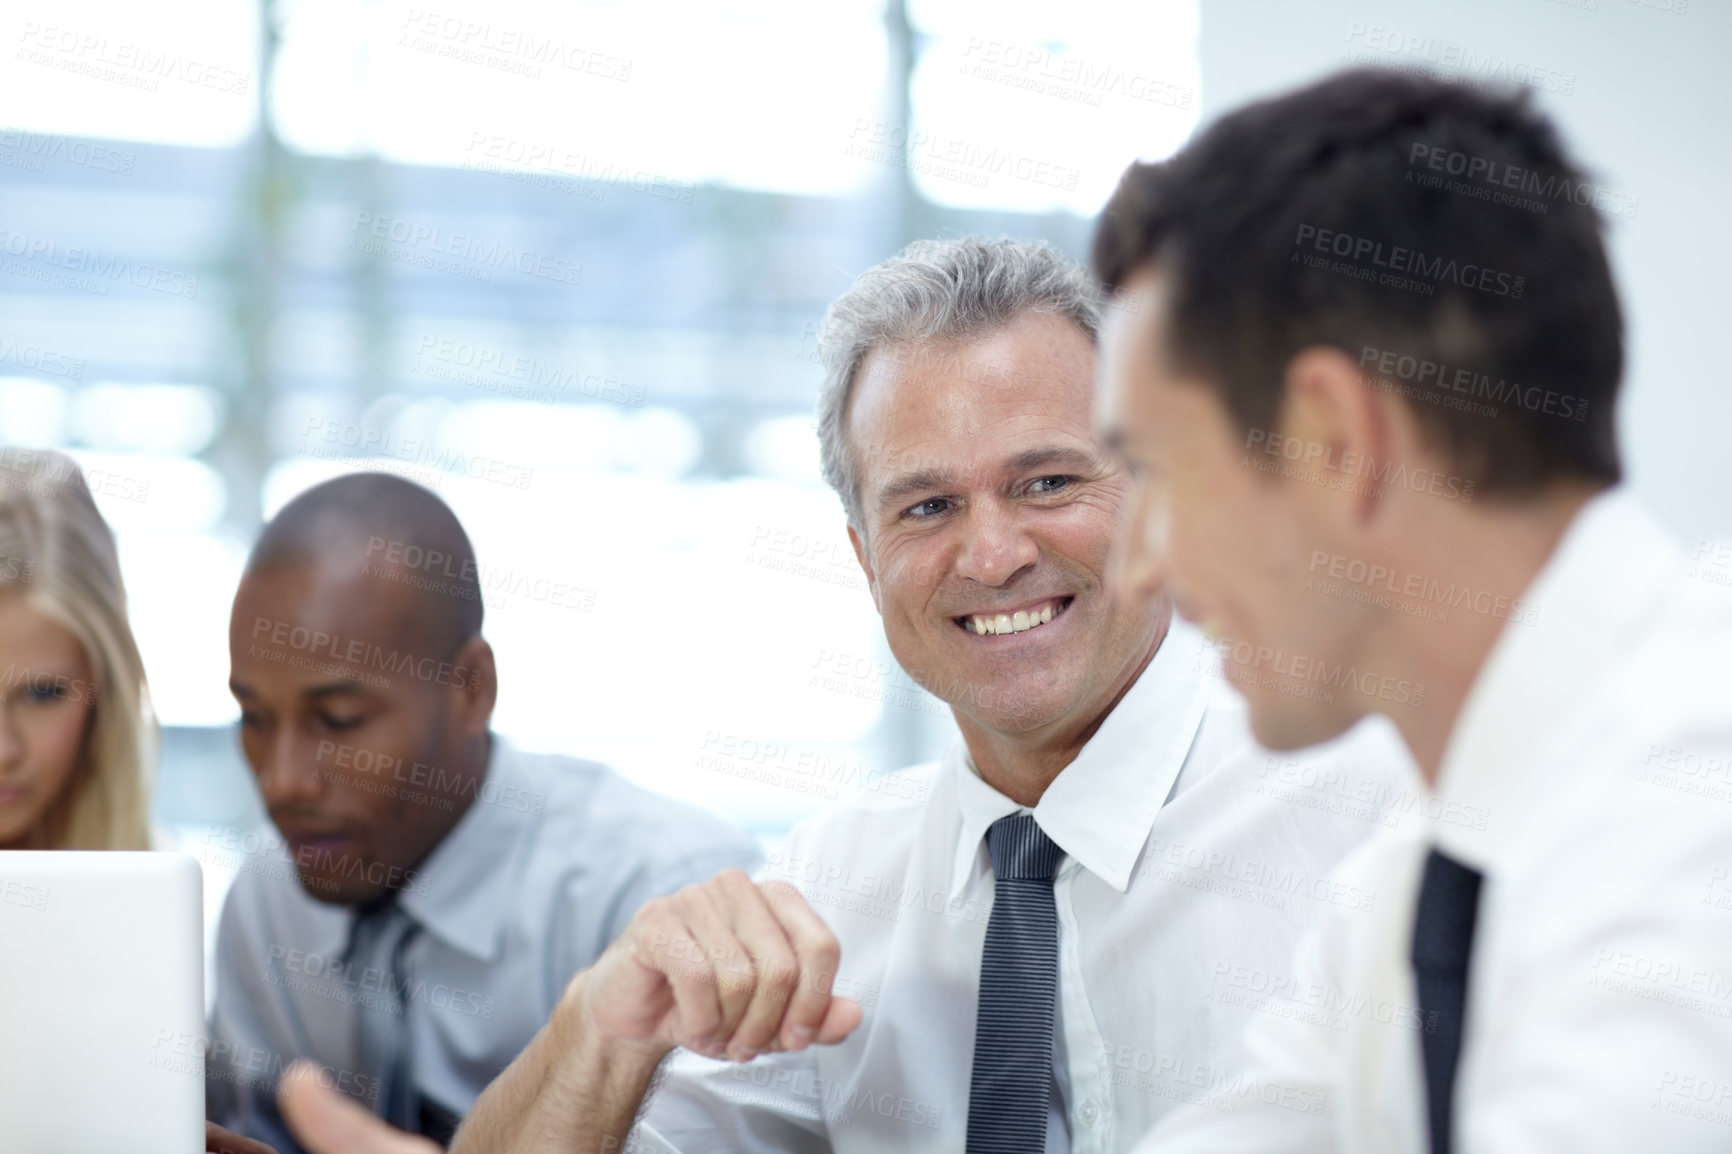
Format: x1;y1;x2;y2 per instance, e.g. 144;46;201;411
952;500;1040;587
256;731;326;808
1108;477;1169;603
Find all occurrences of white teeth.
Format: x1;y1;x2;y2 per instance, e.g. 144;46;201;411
966;600;1066;636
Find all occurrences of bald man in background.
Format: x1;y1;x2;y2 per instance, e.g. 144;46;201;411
205;473;762;1153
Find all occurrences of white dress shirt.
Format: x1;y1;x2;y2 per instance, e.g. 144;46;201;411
632;616;1419;1153
1138;490;1732;1153
204;739;762;1154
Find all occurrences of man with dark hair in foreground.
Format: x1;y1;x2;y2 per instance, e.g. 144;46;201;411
208;473;760;1152
1090;69;1732;1151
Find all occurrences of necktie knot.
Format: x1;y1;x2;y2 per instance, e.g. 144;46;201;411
986;813;1063;882
344;898;419;971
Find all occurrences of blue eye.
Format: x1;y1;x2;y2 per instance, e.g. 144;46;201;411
1029;475;1073;495
26;681;69;703
905;498;953;519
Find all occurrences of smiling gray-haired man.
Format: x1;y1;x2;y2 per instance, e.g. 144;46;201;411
276;236;1419;1154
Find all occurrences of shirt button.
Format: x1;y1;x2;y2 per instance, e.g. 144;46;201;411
1080;1099;1100;1127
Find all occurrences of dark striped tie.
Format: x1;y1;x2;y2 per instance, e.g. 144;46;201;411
1410;848;1484;1154
966;813;1065;1154
345;899;423;1133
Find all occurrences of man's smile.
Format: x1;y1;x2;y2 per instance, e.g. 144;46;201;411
953;595;1075;637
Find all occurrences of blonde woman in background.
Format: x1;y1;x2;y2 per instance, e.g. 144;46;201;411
2;452;278;1154
0;448;154;851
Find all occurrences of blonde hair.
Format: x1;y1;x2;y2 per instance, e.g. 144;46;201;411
0;449;154;850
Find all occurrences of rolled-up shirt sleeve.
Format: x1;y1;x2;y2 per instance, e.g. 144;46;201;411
632;1047;831;1154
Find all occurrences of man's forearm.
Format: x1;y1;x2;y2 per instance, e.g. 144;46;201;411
452;972;671;1154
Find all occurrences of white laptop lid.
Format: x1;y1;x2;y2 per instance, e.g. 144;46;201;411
0;851;205;1154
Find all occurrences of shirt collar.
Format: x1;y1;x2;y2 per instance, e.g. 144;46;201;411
1433;488;1682;867
390;737;537;963
948;615;1213;897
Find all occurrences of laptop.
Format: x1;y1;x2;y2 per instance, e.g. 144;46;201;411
0;851;206;1153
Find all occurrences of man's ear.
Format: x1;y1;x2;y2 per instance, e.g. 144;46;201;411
447;635;498;738
1279;345;1391;531
847;524;883;613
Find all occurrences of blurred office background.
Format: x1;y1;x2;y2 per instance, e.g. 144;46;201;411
0;0;1726;927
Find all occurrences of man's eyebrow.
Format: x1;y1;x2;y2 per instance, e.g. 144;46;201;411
876;467;953;511
304;681;368;700
1006;446;1098;474
873;445;1101;513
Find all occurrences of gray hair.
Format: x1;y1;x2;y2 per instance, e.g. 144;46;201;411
814;235;1103;530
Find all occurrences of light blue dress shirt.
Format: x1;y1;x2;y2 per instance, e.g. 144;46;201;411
205;739;762;1153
